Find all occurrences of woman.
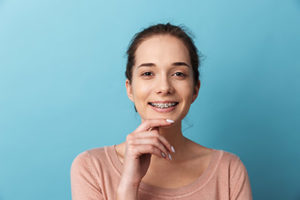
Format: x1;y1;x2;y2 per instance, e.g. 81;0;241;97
71;23;253;200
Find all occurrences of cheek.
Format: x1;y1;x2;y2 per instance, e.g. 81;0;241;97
132;81;151;101
175;82;194;101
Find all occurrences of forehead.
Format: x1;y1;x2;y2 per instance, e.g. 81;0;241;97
134;35;190;67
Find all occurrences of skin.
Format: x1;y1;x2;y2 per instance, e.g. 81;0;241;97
116;35;213;199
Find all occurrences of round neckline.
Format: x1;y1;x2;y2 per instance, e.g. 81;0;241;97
107;145;223;197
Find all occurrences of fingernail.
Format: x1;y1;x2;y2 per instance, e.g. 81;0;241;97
171;146;175;153
161;152;166;158
166;119;174;123
168;154;172;160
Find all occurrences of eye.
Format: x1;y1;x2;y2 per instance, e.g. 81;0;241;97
173;72;186;77
141;71;153;76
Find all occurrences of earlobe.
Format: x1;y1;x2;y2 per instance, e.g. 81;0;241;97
125;79;134;102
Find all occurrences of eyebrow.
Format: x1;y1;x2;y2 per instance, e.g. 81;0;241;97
137;62;191;68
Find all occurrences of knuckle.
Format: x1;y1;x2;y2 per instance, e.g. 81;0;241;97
127;140;134;145
153;137;160;143
126;134;133;141
144;120;150;126
152;132;159;137
149;145;155;151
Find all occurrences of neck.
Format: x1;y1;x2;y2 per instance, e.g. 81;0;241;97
152;120;189;162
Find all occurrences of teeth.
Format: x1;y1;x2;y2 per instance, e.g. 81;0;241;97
150;102;177;109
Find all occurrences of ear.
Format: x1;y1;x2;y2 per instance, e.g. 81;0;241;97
125;79;134;102
191;80;200;103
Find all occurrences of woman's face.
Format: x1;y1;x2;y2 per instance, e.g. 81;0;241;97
126;35;200;123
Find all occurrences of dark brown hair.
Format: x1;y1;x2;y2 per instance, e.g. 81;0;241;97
125;22;201;85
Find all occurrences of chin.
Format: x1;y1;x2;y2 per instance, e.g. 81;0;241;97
145;112;183;122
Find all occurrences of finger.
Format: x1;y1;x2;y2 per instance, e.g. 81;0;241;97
128;144;168;159
132;130;174;154
135;119;174;132
150;130;175;154
128;138;170;159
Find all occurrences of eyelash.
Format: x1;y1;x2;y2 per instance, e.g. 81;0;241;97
173;72;186;77
141;72;153;76
141;72;186;77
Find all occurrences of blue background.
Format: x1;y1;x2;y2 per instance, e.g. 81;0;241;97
0;0;299;199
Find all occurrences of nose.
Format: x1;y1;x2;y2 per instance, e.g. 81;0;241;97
155;74;174;95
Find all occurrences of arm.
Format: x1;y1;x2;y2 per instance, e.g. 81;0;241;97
116;119;175;200
70;151;104;200
230;157;253;200
116;180;139;200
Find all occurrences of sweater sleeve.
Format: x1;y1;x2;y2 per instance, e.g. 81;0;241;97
230;157;253;200
70;151;104;200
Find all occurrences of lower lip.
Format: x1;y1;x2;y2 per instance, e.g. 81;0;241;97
149;104;178;113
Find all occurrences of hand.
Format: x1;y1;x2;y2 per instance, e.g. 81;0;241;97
120;119;175;187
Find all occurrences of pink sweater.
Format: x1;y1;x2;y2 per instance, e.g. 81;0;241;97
71;145;252;200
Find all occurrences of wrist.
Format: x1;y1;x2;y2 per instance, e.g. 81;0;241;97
119;174;141;187
118;179;140;191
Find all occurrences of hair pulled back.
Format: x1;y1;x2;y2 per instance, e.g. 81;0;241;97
125;23;201;85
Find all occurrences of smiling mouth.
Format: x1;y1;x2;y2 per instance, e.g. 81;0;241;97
148;102;179;109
